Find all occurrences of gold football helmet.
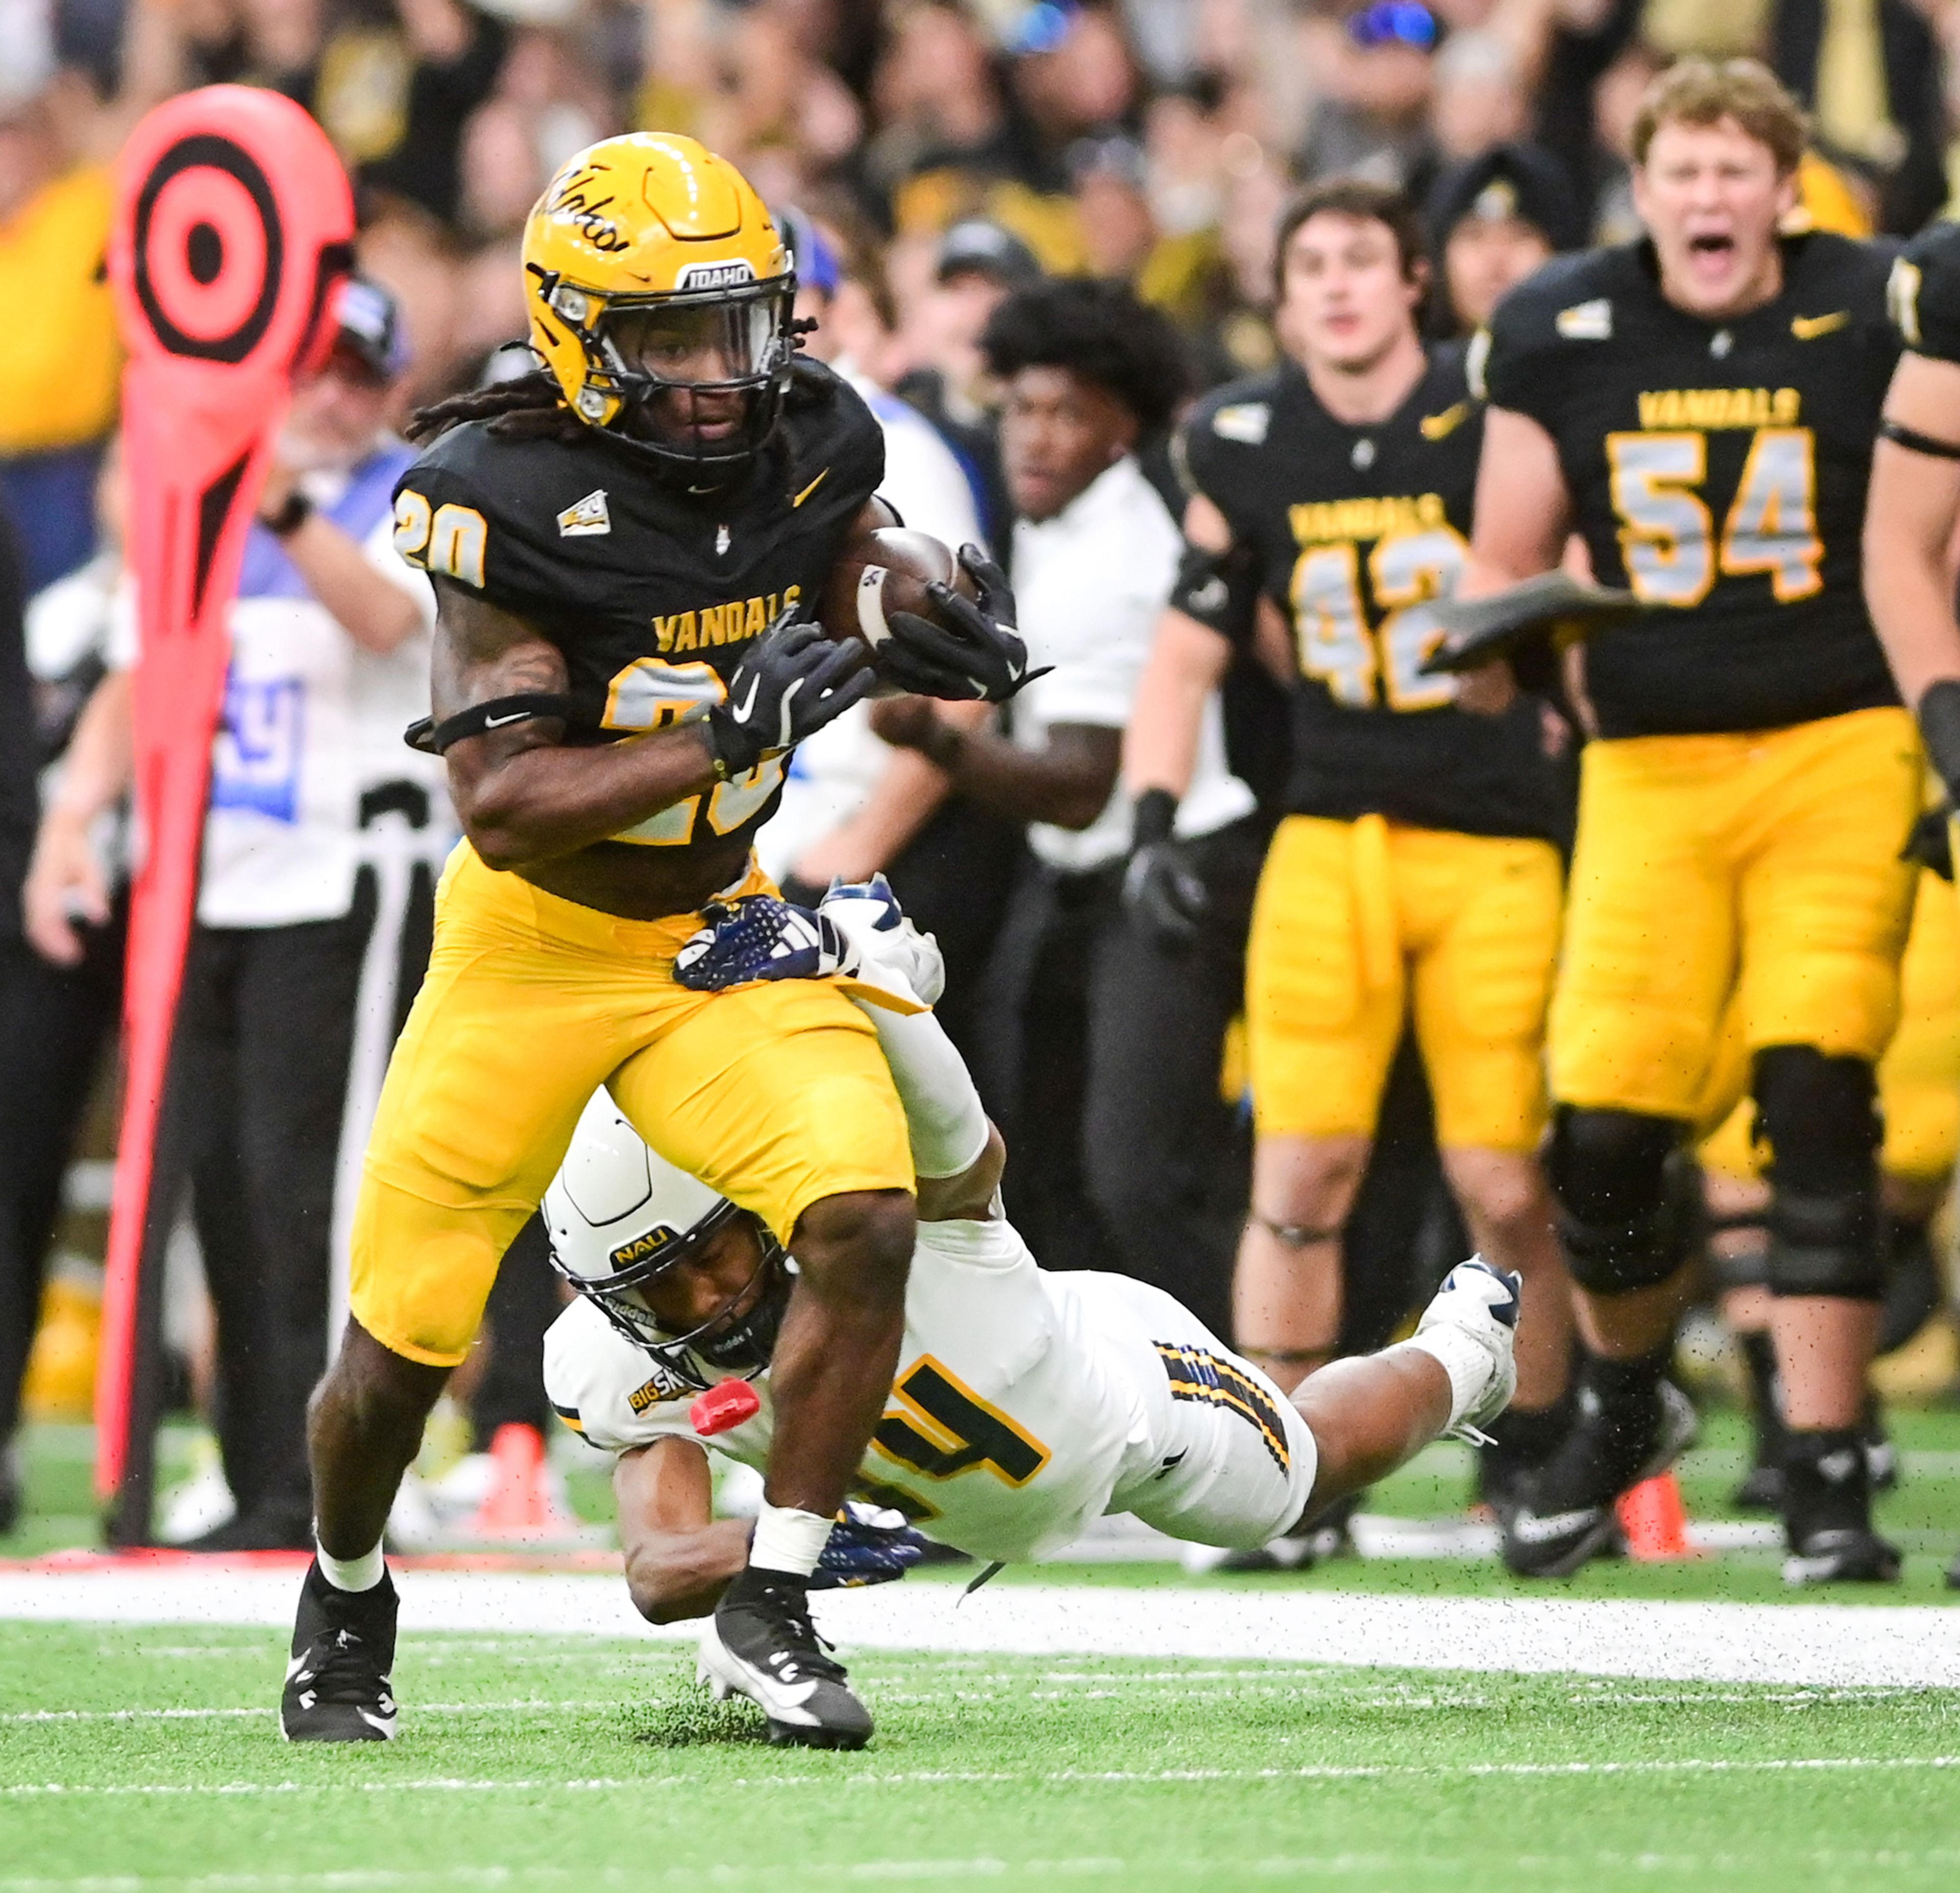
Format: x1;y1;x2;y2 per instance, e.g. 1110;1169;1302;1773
522;133;796;474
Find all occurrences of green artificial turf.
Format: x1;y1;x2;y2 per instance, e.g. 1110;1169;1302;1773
4;1623;1960;1891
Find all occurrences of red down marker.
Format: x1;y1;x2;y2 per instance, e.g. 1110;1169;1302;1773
691;1378;762;1436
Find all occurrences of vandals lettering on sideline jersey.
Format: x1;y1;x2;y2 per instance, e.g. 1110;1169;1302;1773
1289;493;1449;547
1635;387;1801;431
652;585;802;654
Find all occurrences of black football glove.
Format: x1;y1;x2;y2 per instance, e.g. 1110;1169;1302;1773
806;1501;928;1590
706;609;875;779
876;544;1048;702
1902;803;1955;881
1918;680;1960;809
1122;789;1209;949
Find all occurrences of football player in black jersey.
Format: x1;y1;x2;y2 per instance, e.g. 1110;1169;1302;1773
1124;179;1576;1516
1460;59;1918;1581
279;135;1031;1747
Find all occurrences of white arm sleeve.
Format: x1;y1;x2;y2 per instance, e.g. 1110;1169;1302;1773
850;998;991;1180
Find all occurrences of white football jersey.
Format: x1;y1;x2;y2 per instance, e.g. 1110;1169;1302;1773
544;1217;1315;1562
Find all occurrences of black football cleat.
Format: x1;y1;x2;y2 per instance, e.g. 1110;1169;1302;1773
281;1560;400;1741
1781;1428;1901;1586
1502;1377;1697;1577
699;1568;872;1749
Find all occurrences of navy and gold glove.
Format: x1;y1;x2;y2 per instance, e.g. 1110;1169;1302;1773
876;545;1046;702
806;1501;928;1590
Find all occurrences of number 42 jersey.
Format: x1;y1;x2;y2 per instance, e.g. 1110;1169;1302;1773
1476;232;1901;739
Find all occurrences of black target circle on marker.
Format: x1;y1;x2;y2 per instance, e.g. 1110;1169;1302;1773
132;134;285;363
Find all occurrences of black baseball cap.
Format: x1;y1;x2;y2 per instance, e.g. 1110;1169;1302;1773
936;220;1043;289
1426;143;1584;255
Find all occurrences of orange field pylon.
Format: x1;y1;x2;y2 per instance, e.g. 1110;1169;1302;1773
1616;1470;1694;1560
471;1423;559;1538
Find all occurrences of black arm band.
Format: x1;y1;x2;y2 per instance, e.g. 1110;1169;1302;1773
1879;417;1960;459
403;692;575;756
1132;787;1179;848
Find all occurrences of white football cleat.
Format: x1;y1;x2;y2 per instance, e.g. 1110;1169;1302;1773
818;874;946;1007
1413;1258;1522;1441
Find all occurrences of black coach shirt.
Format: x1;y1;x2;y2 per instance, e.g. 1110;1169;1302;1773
1477;232;1901;740
393;360;885;854
1171;350;1565;843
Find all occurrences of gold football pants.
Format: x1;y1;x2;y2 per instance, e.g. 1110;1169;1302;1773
1700;860;1960;1184
1551;708;1920;1122
351;845;914;1366
1245;813;1563;1151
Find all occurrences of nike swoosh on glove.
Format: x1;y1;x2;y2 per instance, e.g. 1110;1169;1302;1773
873;545;1049;702
708;608;876;779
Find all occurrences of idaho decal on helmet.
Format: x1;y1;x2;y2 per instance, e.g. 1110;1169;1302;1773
522;132;796;476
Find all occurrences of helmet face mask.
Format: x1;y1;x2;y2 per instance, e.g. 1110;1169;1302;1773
523;134;798;482
586;281;797;472
549;1194;792;1391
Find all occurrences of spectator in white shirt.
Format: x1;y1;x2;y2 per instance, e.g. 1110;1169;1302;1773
873;278;1255;1285
760;213;1016;1068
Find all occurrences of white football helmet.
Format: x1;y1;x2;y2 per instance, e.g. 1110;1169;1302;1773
542;1090;789;1388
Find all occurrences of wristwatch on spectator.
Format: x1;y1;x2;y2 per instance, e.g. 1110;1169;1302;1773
261;491;314;539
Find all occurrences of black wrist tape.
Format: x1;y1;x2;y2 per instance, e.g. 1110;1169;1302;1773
1918;678;1960;795
1132;787;1179;848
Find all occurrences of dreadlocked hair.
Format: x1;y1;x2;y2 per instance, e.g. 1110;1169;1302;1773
404;369;590;446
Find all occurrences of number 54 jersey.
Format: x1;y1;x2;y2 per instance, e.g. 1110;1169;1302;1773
1475;231;1901;738
543;1217;1317;1563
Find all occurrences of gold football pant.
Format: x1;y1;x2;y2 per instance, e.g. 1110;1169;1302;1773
1551;708;1920;1122
351;844;914;1366
1700;862;1960;1184
1244;813;1563;1151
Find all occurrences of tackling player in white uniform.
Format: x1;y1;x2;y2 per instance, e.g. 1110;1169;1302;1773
542;881;1522;1748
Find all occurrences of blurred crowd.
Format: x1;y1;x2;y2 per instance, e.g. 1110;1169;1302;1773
4;0;1960;1546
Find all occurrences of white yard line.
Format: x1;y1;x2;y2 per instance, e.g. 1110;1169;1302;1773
5;1571;1960;1685
8;1756;1960;1797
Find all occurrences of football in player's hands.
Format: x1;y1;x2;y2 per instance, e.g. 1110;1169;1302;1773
819;526;980;654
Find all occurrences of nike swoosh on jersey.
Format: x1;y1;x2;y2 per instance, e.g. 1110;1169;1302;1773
792;468;830;507
1791;310;1850;339
1420;401;1471;440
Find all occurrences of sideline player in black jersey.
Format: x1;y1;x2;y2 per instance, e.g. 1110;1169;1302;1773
1461;59;1917;1582
279;134;1031;1747
1124;179;1576;1502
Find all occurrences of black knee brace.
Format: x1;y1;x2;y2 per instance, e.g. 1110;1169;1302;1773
1545;1106;1688;1293
1753;1046;1884;1301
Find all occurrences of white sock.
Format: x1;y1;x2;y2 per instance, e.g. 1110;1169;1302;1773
1403;1329;1491;1430
316;1536;386;1594
749;1502;834;1578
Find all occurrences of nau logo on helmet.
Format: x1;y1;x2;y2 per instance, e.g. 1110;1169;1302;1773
675;259;757;292
609;1228;676;1272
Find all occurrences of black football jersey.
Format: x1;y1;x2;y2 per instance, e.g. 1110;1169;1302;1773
1478;232;1900;739
1890;218;1960;363
1172;349;1565;842
393;360;885;851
